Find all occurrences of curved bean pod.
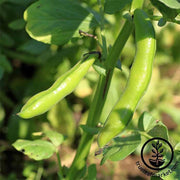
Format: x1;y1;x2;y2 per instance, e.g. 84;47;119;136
98;9;156;147
18;52;100;119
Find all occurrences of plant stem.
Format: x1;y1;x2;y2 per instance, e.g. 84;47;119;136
139;131;171;150
66;18;133;179
35;166;43;180
130;0;144;13
56;151;63;178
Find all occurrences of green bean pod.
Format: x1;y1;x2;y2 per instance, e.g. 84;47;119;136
98;9;156;147
18;53;99;119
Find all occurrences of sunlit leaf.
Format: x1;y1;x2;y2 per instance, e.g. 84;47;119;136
24;0;98;45
13;139;56;160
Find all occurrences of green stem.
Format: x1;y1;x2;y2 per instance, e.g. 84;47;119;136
139;131;153;139
139;131;170;150
66;18;133;179
149;15;180;25
130;0;144;13
56;151;63;179
35;166;43;180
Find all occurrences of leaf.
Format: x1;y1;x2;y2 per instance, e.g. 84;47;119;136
24;0;98;45
152;149;156;154
0;54;12;73
100;146;119;165
93;61;106;76
2;0;33;5
104;0;132;14
0;30;14;47
138;111;156;132
86;164;97;180
44;130;64;147
147;121;169;141
17;39;49;55
8;19;26;30
12;139;56;160
150;0;180;20
80;125;99;135
158;0;180;9
0;67;4;80
101;133;141;164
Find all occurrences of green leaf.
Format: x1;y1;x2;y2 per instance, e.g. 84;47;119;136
12;139;56;160
93;61;106;76
101;133;141;164
0;54;12;73
86;164;97;180
100;146;119;165
138;112;169;140
44;130;64;147
17;40;49;55
147;121;169;141
80;125;99;135
109;133;141;161
138;111;157;132
104;0;132;14
0;67;4;80
24;0;98;45
158;0;180;9
8;19;26;30
0;30;14;47
1;0;33;5
150;0;180;20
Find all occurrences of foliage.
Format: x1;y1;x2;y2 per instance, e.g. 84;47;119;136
0;0;180;179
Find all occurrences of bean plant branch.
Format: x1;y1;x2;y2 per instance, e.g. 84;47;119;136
66;17;133;180
66;0;145;178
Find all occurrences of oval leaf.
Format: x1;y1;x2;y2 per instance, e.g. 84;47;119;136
104;0;132;14
101;133;141;164
109;134;141;161
24;0;98;45
12;139;56;160
148;122;169;141
44;130;64;147
158;0;180;9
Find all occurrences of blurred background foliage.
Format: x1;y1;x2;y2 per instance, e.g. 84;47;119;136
0;0;179;179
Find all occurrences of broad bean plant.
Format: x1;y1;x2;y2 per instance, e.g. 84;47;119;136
11;0;180;179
